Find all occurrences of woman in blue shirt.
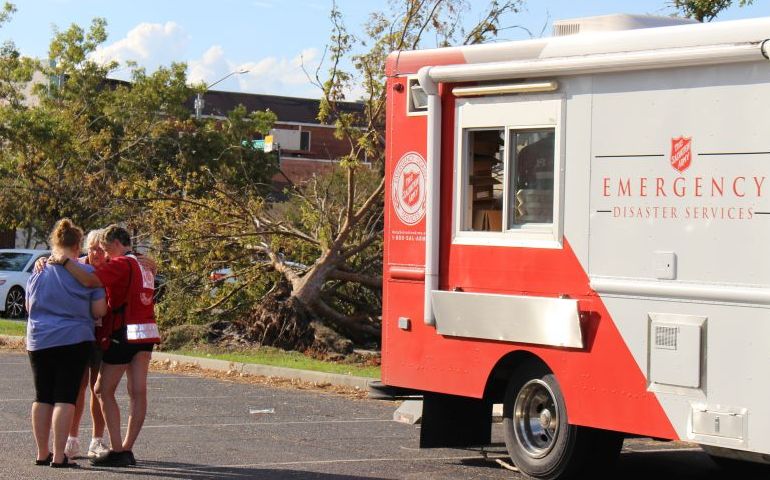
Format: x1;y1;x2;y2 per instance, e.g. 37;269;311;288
26;219;107;468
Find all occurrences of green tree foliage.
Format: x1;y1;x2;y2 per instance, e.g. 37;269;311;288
0;12;277;250
0;3;34;106
671;0;754;21
0;5;280;333
0;8;280;335
0;3;37;237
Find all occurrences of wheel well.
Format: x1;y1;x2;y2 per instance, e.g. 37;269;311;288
483;350;550;404
6;285;24;297
5;285;24;298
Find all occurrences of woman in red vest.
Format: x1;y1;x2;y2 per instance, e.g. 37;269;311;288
52;225;159;468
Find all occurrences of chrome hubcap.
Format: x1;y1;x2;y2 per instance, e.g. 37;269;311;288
513;379;559;459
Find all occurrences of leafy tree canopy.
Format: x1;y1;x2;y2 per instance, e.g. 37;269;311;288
0;8;278;246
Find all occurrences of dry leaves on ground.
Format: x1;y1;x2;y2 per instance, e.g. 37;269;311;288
0;336;25;350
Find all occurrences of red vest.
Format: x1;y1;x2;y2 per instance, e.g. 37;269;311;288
123;254;160;344
96;254;159;348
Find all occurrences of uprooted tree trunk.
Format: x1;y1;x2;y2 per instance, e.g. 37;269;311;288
241;282;316;351
213;271;375;355
236;230;383;354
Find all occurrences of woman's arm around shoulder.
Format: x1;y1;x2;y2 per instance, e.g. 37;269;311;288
49;254;103;288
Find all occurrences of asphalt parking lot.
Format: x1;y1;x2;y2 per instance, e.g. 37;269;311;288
0;350;737;479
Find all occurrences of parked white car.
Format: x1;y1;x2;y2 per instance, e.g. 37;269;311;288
0;249;50;319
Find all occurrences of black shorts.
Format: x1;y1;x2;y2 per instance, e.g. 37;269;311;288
88;341;103;370
28;341;92;405
102;339;153;365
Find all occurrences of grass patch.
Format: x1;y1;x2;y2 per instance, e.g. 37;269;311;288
0;318;26;336
0;318;381;378
171;347;381;379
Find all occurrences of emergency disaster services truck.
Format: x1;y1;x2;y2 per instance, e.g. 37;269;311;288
380;14;770;479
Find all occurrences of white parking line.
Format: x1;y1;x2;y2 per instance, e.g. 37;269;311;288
125;449;706;474
0;395;237;403
622;447;703;453
138;454;508;472
157;395;243;400
231;454;509;468
0;418;393;435
142;418;393;429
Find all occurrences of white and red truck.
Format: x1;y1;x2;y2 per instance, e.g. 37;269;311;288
379;13;770;479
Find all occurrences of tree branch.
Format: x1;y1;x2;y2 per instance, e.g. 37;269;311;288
313;298;380;337
341;233;380;260
328;269;382;289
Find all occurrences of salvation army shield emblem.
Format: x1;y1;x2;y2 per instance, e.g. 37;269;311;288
670;136;692;173
391;152;427;226
402;171;421;207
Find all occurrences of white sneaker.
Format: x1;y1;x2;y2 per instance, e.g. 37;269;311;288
87;438;110;458
64;436;80;458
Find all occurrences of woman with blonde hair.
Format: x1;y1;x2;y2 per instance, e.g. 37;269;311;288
26;219;107;468
64;229;110;459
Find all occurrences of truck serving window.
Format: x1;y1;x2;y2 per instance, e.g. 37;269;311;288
454;96;562;247
461;127;555;232
509;129;555;227
463;129;505;231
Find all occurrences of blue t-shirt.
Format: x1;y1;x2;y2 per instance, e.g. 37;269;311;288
26;262;106;351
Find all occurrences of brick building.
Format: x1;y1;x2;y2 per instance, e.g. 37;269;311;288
192;90;366;185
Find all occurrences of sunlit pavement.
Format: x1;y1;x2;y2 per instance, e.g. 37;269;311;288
0;351;729;479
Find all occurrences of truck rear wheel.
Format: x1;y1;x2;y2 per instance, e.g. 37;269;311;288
502;361;621;479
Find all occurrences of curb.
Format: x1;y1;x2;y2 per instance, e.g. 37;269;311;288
152;352;374;390
1;334;374;391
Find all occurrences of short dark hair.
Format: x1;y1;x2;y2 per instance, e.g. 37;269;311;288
100;225;131;248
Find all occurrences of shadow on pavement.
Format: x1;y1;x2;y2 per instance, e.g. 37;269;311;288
610;450;735;480
461;448;768;479
91;460;391;480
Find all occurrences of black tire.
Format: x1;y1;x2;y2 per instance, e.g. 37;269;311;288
502;360;622;479
5;286;26;319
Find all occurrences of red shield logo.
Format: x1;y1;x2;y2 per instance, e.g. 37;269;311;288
670;136;692;173
402;171;421;207
391;152;426;226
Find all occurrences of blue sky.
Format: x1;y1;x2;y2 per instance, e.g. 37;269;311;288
2;0;769;98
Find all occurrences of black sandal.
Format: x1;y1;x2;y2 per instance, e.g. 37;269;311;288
50;454;79;468
34;453;53;466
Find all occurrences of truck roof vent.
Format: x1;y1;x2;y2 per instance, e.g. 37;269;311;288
554;23;581;37
553;13;697;37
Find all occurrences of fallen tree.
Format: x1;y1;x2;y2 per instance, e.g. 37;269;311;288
146;0;525;354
